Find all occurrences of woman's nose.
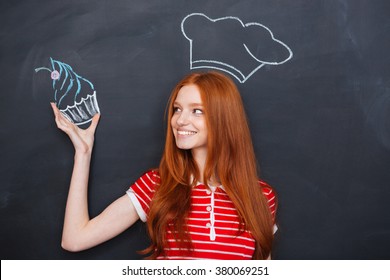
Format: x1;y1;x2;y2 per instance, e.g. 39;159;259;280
176;111;190;126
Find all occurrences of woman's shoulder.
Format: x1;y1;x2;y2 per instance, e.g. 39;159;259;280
258;180;277;216
142;168;159;177
258;180;277;204
142;168;160;179
139;168;160;184
258;180;274;195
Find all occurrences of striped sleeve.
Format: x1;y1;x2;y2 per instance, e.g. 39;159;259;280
126;170;159;222
259;180;278;233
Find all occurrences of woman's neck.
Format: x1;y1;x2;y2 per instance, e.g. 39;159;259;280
191;149;221;186
191;149;207;176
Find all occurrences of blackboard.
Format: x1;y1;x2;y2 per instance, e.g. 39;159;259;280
1;0;390;260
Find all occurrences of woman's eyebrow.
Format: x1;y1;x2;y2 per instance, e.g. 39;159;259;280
189;103;203;107
173;102;203;107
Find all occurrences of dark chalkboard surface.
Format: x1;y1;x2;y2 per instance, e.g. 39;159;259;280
1;0;390;259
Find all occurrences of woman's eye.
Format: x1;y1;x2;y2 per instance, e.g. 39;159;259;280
193;109;203;115
173;107;181;113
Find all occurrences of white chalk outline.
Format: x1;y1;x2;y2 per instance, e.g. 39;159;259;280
60;91;100;125
36;58;100;127
181;13;293;83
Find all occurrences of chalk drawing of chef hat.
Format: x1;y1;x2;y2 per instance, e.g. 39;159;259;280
35;58;100;126
181;13;293;83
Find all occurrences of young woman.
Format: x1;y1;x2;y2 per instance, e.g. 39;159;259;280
51;71;277;260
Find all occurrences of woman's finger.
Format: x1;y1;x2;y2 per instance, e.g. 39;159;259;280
50;102;59;118
50;103;74;131
88;114;101;134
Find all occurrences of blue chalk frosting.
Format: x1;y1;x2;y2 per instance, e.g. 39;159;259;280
35;58;95;107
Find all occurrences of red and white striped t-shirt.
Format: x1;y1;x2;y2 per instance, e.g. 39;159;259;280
126;170;277;260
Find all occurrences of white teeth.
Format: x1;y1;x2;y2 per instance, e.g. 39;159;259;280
178;131;197;135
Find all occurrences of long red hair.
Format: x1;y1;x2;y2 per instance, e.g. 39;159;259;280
142;71;274;259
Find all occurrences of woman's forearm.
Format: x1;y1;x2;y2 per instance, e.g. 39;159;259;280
61;151;92;251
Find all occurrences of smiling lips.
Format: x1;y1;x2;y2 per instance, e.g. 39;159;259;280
177;130;197;135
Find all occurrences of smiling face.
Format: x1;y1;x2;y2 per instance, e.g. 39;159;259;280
171;84;208;159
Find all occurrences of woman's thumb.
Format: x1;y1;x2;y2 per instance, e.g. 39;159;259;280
89;113;101;133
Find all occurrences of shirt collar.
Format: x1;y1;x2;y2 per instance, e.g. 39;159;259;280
195;181;225;191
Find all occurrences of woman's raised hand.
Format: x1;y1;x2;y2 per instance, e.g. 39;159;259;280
50;103;100;154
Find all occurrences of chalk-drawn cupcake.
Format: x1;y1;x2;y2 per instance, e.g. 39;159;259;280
35;58;100;125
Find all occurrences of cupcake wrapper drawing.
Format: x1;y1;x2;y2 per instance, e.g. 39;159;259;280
35;58;100;126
